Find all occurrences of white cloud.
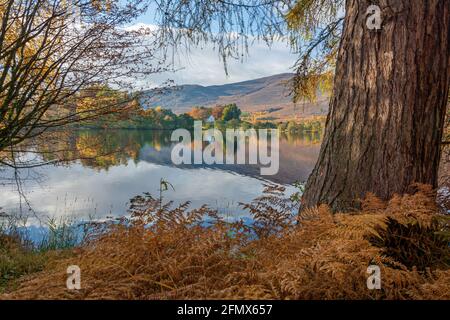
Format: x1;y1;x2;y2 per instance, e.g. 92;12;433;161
127;24;298;89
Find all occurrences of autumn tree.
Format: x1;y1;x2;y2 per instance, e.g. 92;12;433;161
221;103;241;121
211;105;226;119
75;85;141;127
0;0;166;168
188;106;211;120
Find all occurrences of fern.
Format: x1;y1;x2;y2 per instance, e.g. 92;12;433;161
2;185;449;300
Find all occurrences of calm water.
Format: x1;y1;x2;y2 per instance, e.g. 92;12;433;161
0;129;322;222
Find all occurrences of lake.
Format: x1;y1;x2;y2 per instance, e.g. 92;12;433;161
0;129;323;222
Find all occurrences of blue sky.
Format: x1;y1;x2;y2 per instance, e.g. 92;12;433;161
127;5;298;88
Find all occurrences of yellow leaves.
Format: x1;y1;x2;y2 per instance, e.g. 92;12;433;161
75;85;132;121
285;0;316;33
285;1;343;103
293;69;335;103
75;134;99;159
0;2;63;90
91;0;113;12
285;0;343;36
75;97;96;114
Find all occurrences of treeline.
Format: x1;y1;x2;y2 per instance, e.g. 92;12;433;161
77;86;278;130
74;86;194;130
188;104;277;130
75;85;326;132
277;119;325;133
107;107;195;130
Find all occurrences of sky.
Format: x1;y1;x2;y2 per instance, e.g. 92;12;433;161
126;6;298;88
154;39;297;87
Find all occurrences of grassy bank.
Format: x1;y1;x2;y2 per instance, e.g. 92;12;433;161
0;216;86;293
0;184;449;300
0;234;76;294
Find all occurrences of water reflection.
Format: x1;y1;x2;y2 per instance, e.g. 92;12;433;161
0;129;322;220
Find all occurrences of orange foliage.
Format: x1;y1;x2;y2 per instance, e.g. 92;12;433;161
187;106;211;120
1;185;449;300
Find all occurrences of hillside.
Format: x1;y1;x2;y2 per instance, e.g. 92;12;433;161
140;73;329;120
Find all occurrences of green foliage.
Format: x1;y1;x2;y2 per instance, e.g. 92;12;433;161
37;218;81;252
0;235;48;293
290;181;306;204
79;98;278;131
224;118;241;129
279;119;324;133
188;106;212;120
89;106;195;130
253;122;277;129
192;104;269;130
0;213;82;292
221;104;241;121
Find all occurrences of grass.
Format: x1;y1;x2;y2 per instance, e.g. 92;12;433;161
0;216;82;293
0;234;48;293
0;184;449;300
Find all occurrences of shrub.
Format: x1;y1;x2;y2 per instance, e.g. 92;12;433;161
0;235;48;293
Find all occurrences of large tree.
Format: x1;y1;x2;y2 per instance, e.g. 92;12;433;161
301;0;450;210
154;0;450;211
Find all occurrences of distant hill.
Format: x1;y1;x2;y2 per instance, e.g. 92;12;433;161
140;73;329;120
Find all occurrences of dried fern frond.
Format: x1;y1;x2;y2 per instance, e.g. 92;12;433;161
2;185;449;300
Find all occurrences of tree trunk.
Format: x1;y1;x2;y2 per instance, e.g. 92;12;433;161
301;0;450;211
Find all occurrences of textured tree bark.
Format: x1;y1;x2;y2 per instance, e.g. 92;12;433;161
301;0;450;211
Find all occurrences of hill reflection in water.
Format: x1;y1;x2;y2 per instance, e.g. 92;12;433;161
0;129;323;220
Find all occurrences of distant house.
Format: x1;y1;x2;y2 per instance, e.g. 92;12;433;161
206;115;215;123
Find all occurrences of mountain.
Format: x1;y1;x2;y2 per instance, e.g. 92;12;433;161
140;73;329;120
